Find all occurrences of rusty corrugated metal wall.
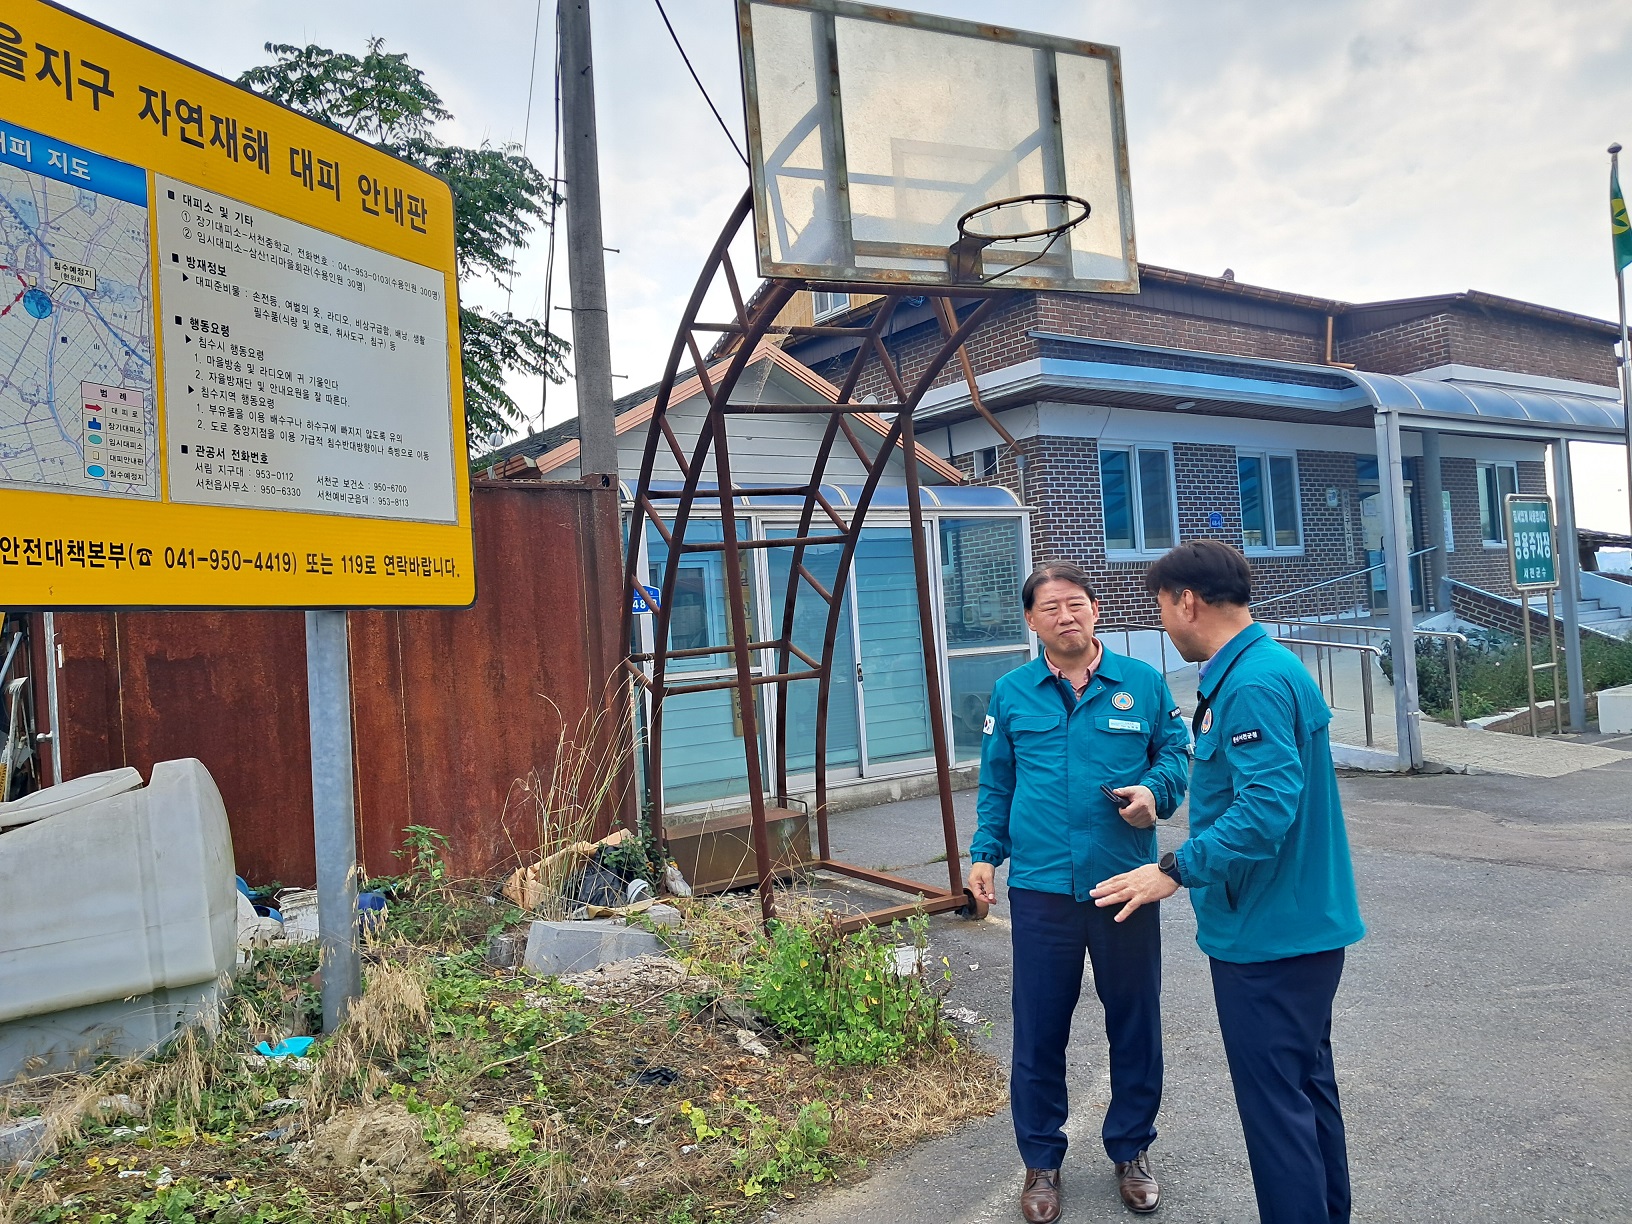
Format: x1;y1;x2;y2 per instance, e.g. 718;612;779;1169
42;481;627;885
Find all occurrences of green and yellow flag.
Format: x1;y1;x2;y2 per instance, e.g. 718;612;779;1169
1614;163;1632;273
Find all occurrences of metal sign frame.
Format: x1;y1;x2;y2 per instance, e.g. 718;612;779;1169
1505;493;1558;592
1505;492;1563;737
0;0;472;611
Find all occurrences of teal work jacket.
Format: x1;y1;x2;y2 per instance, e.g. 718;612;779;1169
971;646;1191;901
1175;622;1367;964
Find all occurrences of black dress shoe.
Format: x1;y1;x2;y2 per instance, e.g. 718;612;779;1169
1021;1167;1062;1223
1115;1149;1160;1213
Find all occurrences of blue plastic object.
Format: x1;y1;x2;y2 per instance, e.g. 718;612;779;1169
256;1036;315;1059
235;876;252;899
356;891;387;935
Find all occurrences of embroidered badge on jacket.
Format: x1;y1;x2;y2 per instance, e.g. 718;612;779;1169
1111;690;1135;710
1200;708;1213;734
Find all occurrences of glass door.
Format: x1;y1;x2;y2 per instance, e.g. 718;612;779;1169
851;527;935;773
764;528;861;781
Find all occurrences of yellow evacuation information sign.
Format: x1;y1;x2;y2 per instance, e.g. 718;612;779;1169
0;1;472;607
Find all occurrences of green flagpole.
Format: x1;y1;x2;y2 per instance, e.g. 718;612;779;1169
1614;144;1632;537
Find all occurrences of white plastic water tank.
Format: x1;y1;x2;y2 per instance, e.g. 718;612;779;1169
0;759;237;1025
0;767;142;829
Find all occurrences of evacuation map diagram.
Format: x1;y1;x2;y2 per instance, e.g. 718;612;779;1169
0;123;156;500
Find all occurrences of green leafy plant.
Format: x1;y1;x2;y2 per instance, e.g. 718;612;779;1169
397;824;450;887
746;913;948;1066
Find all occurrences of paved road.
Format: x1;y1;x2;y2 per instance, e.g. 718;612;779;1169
786;758;1632;1223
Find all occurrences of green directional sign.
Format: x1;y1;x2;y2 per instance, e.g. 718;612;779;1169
1506;494;1558;590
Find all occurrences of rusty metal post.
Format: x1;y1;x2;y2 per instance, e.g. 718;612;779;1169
898;406;964;897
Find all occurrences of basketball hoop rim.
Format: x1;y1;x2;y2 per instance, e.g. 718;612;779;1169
956;193;1092;243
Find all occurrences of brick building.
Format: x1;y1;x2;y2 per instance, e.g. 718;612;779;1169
774;269;1622;627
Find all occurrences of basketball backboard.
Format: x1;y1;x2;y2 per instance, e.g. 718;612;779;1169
735;0;1138;293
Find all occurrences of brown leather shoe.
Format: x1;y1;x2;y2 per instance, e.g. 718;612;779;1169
1114;1149;1160;1213
1020;1167;1062;1223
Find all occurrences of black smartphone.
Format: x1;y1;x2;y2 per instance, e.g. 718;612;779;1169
1100;783;1131;808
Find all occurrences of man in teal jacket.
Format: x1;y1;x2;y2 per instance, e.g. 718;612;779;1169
968;563;1190;1222
1093;541;1365;1224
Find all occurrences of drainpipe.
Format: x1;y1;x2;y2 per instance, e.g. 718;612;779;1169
1373;408;1423;769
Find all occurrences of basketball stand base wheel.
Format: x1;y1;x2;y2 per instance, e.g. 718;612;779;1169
960;887;990;921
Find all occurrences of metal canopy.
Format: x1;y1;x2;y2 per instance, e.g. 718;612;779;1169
917;333;1627;441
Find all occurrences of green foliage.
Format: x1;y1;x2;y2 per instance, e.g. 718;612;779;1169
676;1098;834;1199
396;824;450;886
598;818;667;886
1385;629;1632;722
746;913;949;1066
237;41;567;446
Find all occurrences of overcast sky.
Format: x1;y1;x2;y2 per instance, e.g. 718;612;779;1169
85;0;1632;528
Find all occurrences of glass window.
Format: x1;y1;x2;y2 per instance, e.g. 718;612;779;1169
1138;450;1175;549
974;447;999;479
1101;445;1175;554
646;519;752;671
1238;452;1302;551
811;291;850;320
1238;456;1266;547
854;528;932;765
765;532;861;776
1479;463;1518;544
1101;448;1135;550
939;518;1026;648
949;649;1030;762
1269;456;1299;547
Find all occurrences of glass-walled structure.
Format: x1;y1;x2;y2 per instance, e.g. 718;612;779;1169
629;484;1031;813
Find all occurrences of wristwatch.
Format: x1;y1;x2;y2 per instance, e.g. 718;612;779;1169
1158;850;1184;887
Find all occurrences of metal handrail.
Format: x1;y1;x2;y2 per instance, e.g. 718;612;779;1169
1249;545;1439;612
1095;622;1384;746
1261;617;1468;727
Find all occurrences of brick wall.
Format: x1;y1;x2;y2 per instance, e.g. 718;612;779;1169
954;436;1381;621
1340;306;1618;385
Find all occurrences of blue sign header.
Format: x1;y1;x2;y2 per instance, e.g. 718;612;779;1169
0;118;147;207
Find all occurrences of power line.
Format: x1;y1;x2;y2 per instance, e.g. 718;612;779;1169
653;0;748;166
502;1;548;316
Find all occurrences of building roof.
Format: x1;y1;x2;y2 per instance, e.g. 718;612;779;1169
487;341;964;484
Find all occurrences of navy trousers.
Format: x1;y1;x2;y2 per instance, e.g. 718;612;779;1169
1210;948;1350;1224
1009;886;1162;1169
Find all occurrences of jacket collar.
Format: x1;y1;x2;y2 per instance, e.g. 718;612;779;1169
1197;621;1268;702
1027;639;1127;688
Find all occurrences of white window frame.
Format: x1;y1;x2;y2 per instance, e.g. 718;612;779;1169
811;291;850;321
1236;449;1304;556
1100;442;1180;559
1478;462;1519;548
973;446;998;479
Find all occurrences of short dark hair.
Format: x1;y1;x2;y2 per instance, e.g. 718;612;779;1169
1022;562;1098;610
1142;541;1252;606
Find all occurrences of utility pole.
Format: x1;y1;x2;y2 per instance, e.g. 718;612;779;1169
559;0;617;486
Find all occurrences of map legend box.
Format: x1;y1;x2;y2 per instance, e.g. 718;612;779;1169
80;382;151;491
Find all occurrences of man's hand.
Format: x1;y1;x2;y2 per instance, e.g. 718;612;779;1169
1114;784;1158;829
1090;863;1177;921
968;861;998;907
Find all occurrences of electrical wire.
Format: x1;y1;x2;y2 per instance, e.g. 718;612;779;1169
507;0;546;317
653;0;749;166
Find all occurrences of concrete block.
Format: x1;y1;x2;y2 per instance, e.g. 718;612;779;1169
0;1116;52;1166
630;904;682;929
1598;684;1632;734
522;919;663;977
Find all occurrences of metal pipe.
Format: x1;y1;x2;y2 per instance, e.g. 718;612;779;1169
305;609;360;1030
1360;648;1375;747
1374;407;1422;769
899;405;965;899
1447;639;1461;728
0;630;21;689
41;611;61;785
1611;144;1632;547
1552;438;1586;732
1546;588;1562;736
